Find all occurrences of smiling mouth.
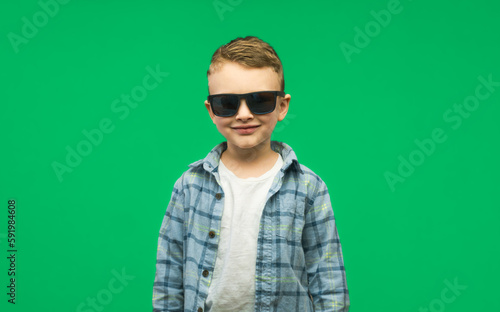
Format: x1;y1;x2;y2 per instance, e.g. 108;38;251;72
232;125;260;134
232;125;259;129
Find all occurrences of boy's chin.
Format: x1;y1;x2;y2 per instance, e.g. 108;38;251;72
226;138;271;151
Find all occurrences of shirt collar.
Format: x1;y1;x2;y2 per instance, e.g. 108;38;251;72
188;140;304;174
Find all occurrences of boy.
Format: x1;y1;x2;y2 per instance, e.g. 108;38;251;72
153;36;350;312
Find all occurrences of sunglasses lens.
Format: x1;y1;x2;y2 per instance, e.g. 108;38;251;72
210;92;278;116
248;92;276;114
212;95;238;116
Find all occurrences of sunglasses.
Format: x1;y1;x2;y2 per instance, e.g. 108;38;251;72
207;91;285;117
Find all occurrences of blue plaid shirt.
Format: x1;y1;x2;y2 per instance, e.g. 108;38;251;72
153;141;350;311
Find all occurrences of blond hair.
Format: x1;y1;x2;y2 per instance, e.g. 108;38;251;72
207;36;285;92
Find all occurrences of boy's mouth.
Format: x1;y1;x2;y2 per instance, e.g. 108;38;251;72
232;125;260;129
232;125;260;134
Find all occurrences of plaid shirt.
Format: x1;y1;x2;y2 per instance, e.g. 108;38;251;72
153;141;350;312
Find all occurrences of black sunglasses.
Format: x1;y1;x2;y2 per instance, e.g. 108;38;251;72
207;91;285;117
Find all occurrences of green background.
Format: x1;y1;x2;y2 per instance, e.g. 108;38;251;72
1;0;499;311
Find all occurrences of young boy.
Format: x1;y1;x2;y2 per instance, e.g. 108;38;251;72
153;36;350;312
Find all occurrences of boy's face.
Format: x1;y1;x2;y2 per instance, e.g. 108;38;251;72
204;61;291;152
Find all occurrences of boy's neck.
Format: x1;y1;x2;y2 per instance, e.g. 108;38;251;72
220;140;279;178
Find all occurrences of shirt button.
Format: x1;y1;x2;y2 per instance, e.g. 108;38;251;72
215;193;222;200
202;270;209;277
198;308;203;312
209;231;216;239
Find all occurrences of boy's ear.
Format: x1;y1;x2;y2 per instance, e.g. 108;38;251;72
277;94;291;122
205;100;216;124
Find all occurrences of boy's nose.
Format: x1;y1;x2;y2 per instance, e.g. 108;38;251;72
235;99;253;119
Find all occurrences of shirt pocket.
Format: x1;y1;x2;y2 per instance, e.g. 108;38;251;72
276;195;305;243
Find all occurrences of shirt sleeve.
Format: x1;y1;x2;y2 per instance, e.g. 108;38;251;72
303;179;350;311
153;176;186;312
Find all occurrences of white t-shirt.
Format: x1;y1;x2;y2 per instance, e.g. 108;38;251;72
205;153;284;312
